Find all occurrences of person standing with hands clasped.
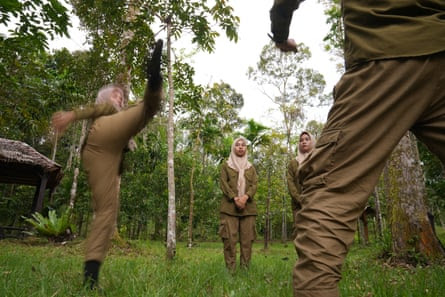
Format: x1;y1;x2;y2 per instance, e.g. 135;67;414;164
270;0;445;296
219;136;258;272
287;131;315;239
51;40;164;289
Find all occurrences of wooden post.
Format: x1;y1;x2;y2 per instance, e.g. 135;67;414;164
31;173;48;213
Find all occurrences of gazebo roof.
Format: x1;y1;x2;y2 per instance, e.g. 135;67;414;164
0;138;63;189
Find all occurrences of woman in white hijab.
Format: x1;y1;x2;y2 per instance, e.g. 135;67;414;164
219;136;258;271
287;131;316;239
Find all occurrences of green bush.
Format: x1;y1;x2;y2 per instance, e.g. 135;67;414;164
22;208;75;242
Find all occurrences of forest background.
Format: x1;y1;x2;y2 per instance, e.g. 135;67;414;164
1;0;445;264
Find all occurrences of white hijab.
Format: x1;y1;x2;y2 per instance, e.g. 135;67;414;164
227;137;252;196
296;131;315;164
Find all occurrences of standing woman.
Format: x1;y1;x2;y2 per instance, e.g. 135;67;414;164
287;131;315;239
219;136;258;271
51;40;164;288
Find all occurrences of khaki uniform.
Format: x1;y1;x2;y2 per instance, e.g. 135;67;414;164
286;159;301;238
271;1;445;296
219;162;258;270
75;102;151;262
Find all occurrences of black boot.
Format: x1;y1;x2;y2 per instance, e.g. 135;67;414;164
83;260;101;289
141;39;164;125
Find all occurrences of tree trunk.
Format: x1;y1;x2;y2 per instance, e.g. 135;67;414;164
373;187;383;238
66;143;74;170
117;0;138;100
281;194;287;243
436;206;444;228
76;212;84;238
187;156;196;248
264;167;271;250
166;19;176;260
69;121;87;209
187;134;201;248
386;132;445;261
51;132;58;161
281;172;287;243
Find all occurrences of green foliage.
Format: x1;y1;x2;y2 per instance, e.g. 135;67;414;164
418;141;445;222
0;0;70;51
22;208;75;242
320;0;345;73
0;184;35;227
0;45;108;149
71;0;240;87
304;120;324;140
119;123;169;240
242;119;270;150
376;228;393;259
320;0;343;53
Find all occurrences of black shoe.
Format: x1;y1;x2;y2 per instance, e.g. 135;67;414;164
142;39;164;123
146;39;163;92
83;260;101;290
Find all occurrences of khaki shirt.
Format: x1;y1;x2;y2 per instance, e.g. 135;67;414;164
343;0;445;69
287;159;301;211
73;103;118;152
73;103;117;121
270;0;445;69
219;162;258;216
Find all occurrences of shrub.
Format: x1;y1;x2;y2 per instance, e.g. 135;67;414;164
22;208;75;242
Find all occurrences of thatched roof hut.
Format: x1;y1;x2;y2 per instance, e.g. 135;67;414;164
0;138;63;213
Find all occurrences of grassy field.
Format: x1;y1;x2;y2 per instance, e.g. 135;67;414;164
1;231;445;297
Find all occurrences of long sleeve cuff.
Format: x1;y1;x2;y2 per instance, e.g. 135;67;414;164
270;0;303;43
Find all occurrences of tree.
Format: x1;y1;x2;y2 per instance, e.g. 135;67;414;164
1;2;70;142
253;130;287;249
247;44;326;241
320;0;344;73
304;120;324;140
385;132;445;261
1;0;70;51
176;76;244;247
151;0;239;260
247;41;326;157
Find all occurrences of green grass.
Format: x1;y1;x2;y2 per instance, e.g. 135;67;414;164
1;236;444;297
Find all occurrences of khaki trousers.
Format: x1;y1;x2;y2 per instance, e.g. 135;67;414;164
219;213;256;271
82;102;148;262
292;200;302;240
294;52;445;297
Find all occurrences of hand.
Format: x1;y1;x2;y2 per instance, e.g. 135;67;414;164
234;197;245;210
127;138;137;152
51;111;75;135
275;39;298;53
240;194;249;204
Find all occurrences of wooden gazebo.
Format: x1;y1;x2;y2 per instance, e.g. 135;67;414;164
0;138;63;213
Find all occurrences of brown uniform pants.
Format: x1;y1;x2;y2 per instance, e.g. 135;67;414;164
82;103;148;262
219;213;256;271
294;52;445;297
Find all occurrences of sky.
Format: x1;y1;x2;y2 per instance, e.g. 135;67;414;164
186;1;341;128
50;1;342;129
